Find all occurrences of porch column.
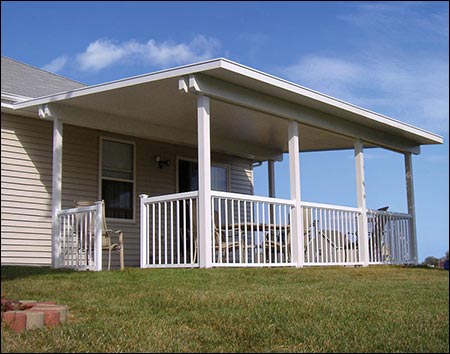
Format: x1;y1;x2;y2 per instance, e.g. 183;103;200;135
51;115;63;268
404;153;418;264
197;95;212;268
288;121;304;267
354;139;369;266
268;160;276;198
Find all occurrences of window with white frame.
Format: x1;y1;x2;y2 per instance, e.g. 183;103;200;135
101;138;134;220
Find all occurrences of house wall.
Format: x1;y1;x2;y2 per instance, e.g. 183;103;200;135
1;113;53;265
1;114;254;268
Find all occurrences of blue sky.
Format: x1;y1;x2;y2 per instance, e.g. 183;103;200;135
2;1;448;262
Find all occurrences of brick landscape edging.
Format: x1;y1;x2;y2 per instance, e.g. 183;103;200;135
1;301;69;333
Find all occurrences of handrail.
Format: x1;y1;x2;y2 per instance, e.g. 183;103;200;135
58;205;97;215
211;190;295;206
367;209;411;218
301;201;361;213
142;191;199;204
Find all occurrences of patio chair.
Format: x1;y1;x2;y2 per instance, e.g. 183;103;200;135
264;227;291;263
369;206;389;262
74;200;124;271
213;211;244;263
302;208;353;263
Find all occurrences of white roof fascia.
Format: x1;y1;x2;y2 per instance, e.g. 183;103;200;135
1;91;32;103
12;59;223;110
2;92;33;110
1;102;14;109
218;59;443;144
11;57;443;145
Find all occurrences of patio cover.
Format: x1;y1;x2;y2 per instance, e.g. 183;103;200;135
8;58;443;161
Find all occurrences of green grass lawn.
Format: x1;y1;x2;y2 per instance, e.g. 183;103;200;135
1;265;448;353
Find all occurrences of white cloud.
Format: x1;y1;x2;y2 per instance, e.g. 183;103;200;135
41;56;68;73
75;35;220;72
279;3;449;134
282;56;366;100
281;55;449;133
142;35;220;66
338;2;449;44
284;56;364;84
77;40;128;71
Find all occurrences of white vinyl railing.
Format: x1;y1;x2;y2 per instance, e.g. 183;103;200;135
211;191;295;267
140;192;199;268
301;202;362;266
139;191;414;268
367;209;412;264
57;193;414;270
57;203;102;271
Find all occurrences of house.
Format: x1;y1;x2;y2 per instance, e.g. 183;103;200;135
1;56;443;270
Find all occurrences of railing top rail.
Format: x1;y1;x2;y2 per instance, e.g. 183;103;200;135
211;191;295;206
58;205;97;216
301;201;361;213
142;191;199;204
367;209;411;218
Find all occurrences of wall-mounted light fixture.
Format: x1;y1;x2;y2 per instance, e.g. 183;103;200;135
155;156;170;168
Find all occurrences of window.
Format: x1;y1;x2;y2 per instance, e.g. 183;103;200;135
178;159;229;226
101;138;135;220
211;165;228;192
178;159;228;192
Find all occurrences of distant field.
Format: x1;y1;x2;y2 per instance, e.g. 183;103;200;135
1;265;448;353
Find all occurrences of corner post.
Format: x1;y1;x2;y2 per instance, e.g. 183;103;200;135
354;139;369;266
51;114;63;268
140;194;149;268
404;153;418;264
288;121;304;267
197;95;212;268
94;201;103;271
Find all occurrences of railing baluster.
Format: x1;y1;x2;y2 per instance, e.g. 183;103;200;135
223;198;228;264
176;200;180;265
244;200;248;264
256;202;260;264
250;201;254;263
237;200;241;264
183;199;187;265
170;201;174;265
152;204;155;265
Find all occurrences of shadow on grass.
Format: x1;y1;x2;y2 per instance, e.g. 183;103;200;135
1;265;77;281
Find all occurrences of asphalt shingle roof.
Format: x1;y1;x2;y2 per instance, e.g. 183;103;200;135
1;56;85;99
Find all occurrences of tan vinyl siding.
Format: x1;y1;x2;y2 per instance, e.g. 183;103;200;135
61;125;99;209
62;127;254;268
1;113;53;265
1;115;254;268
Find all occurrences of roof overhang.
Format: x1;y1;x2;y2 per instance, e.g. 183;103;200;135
9;58;443;160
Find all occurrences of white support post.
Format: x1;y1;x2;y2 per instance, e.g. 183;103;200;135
94;201;103;271
268;160;276;198
197;95;212;268
354;139;369;266
140;194;149;268
51;116;63;268
288;121;304;268
404;153;418;264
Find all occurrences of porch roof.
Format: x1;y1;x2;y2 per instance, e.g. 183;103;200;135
9;58;443;160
